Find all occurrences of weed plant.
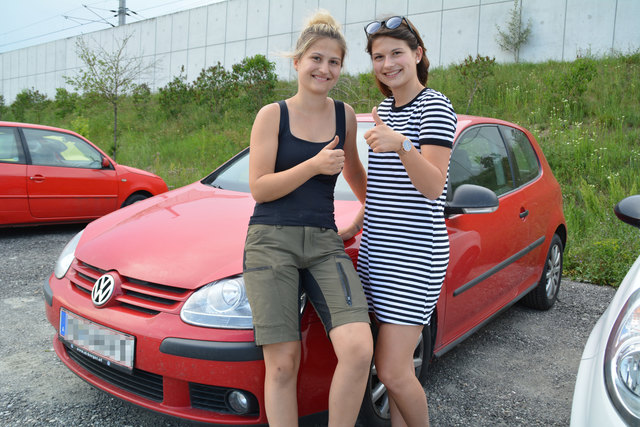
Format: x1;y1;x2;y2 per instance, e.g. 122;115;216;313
5;52;639;287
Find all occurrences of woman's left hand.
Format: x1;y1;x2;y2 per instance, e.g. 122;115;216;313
363;107;404;153
338;222;360;241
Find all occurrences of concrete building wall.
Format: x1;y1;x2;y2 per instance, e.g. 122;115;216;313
2;0;639;103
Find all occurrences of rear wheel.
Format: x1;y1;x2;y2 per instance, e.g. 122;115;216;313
521;233;563;310
357;323;433;426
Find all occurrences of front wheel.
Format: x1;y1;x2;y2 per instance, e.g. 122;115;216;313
121;193;149;208
357;323;433;426
521;233;563;310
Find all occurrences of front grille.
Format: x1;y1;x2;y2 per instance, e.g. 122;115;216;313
189;383;259;416
190;383;230;412
70;260;191;315
65;344;163;402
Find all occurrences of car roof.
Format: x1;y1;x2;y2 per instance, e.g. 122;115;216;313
0;121;89;141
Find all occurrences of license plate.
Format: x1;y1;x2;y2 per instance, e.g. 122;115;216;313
59;308;135;373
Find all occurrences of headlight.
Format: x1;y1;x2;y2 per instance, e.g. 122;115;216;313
54;230;84;279
181;276;253;329
181;275;309;330
605;288;640;424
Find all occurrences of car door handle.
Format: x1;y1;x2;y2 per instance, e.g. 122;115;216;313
519;210;529;219
29;175;45;182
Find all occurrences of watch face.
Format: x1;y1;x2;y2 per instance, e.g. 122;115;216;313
403;139;412;152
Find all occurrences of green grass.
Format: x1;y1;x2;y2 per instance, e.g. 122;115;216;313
6;52;640;287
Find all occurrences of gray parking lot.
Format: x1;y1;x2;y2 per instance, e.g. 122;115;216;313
0;224;616;426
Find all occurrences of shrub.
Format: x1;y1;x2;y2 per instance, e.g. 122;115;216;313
192;63;237;116
132;83;152;118
0;95;7;120
455;55;496;113
232;54;277;112
158;67;193;117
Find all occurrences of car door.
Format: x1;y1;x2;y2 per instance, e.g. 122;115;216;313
441;124;533;346
0;126;29;225
22;127;119;219
500;124;548;294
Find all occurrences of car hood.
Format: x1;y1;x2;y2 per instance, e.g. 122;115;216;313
77;182;254;289
117;164;163;179
76;182;360;290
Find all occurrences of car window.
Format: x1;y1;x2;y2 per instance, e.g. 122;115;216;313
448;125;514;200
0;127;25;164
205;122;373;201
23;128;103;168
500;125;540;186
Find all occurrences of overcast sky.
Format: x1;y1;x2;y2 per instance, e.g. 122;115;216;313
1;0;223;53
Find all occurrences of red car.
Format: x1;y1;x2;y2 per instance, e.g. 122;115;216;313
43;114;566;425
0;121;168;227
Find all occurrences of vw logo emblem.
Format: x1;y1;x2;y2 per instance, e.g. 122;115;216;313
92;274;115;307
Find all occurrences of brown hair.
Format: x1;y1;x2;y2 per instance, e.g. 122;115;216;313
290;10;347;63
365;16;430;97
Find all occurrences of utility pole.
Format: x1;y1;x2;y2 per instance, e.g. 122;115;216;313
118;0;126;25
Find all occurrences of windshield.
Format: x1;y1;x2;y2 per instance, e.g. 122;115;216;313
203;121;374;201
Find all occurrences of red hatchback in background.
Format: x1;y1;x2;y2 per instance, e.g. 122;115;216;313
0;121;168;227
43;114;566;425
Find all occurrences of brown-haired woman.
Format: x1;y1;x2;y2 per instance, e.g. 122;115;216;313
342;15;457;427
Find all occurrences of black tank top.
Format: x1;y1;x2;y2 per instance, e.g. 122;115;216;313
249;99;346;231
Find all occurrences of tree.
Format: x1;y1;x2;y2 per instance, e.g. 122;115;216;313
496;0;532;63
11;88;49;123
65;34;155;160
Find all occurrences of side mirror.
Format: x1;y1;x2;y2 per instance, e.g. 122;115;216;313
445;184;499;217
614;195;640;229
101;157;111;169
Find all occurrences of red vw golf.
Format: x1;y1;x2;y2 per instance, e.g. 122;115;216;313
0;121;168;227
43;114;566;425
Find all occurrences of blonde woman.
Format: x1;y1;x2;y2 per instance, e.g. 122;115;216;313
243;10;373;427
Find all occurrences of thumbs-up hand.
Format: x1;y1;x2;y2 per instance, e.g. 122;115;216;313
364;107;406;154
371;106;384;126
314;135;345;175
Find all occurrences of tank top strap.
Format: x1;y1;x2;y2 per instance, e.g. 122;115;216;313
333;99;345;148
277;100;289;137
278;99;345;145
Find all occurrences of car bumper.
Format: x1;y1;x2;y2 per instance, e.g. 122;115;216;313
43;275;333;425
570;312;626;426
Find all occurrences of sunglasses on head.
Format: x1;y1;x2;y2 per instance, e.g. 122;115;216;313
364;16;417;38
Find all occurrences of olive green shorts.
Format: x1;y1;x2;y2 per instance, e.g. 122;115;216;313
243;224;370;346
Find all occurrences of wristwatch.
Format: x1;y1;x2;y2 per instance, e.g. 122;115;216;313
400;138;412;154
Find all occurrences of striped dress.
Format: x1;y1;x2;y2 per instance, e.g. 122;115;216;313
358;88;457;325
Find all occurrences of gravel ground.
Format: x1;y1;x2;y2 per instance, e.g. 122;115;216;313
0;224;616;426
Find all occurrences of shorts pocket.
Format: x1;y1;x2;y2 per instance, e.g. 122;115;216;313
243;266;279;328
334;255;368;310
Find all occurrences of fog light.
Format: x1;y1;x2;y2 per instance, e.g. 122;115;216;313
227;390;255;415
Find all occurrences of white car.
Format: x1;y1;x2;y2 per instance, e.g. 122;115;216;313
571;195;640;426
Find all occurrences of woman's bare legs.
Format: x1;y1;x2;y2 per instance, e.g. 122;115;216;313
328;321;374;427
375;323;429;427
262;341;301;427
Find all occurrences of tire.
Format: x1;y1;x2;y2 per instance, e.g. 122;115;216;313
521;234;563;310
121;193;149;208
357;323;433;427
